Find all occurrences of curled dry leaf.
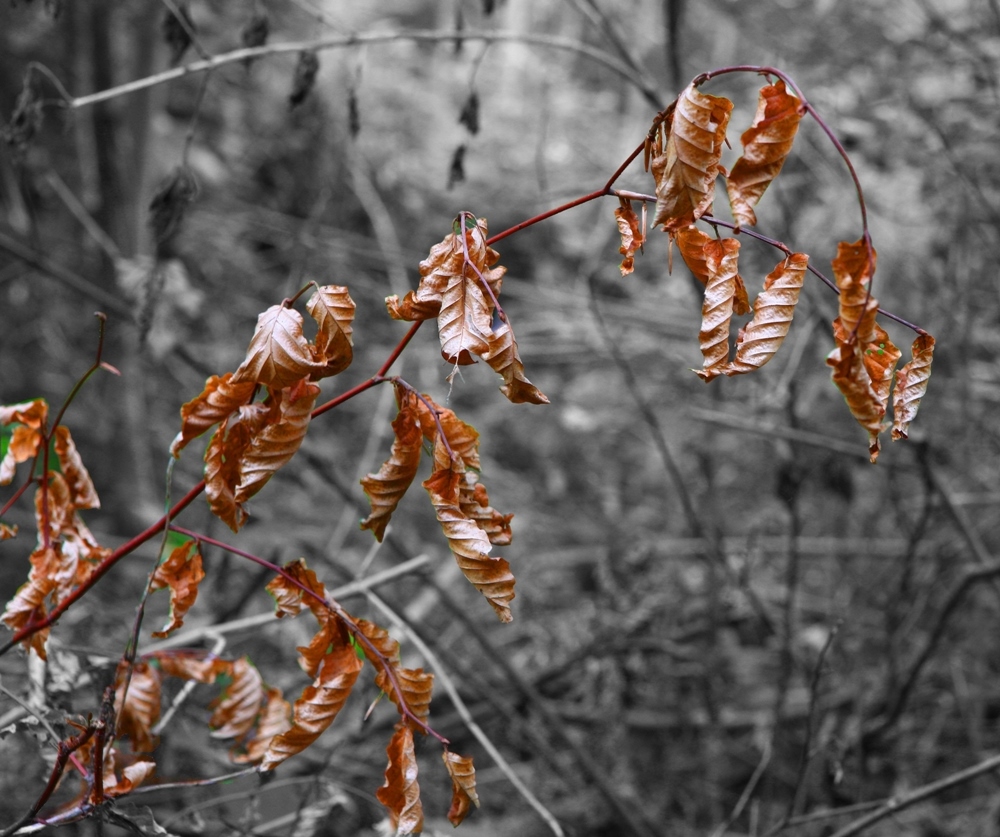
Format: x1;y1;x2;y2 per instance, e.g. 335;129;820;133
170;372;256;458
360;395;424;542
0;398;48;485
651;83;733;231
438;254;494;365
52;426;100;510
483;322;550;405
209;656;265;740
266;557;327;620
828;318;885;463
234;686;292;764
1;571;56;659
410;389;481;470
233;304;325;390
673;226;750;314
892;334;935;440
0;523;16;539
260;642;364;771
374;666;434;733
114;661;162;753
701;252;808;380
695;238;741;381
149;539;205;638
459;469;513;546
726;80;804;229
306;284;355;378
376;724;424;836
863;322;902;414
833;238;879;344
614;200;645;276
442;750;480;826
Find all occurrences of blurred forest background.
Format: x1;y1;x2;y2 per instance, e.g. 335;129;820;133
1;0;999;835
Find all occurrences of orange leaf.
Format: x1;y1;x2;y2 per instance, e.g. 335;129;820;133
360;395;424;542
233;304;325;389
411;390;481;470
152;648;230;683
863;322;902;414
235;686;292;764
52;426;100;510
833;238;879;344
459;469;513;546
114;661;162;753
209;656;265;740
442;750;480;826
149;540;205;638
674;227;749;314
233;379;320;506
170;373;256;458
423;446;515;622
651;83;733;231
374;666;434;733
260;642;363;770
695;238;741;381
703;252;808;380
483;322;550;405
726;80;804;229
0;399;48;485
266;557;327;620
376;724;424;836
892;334;935;440
438;256;494;365
828;318;885;463
614;201;644;276
306;284;355;378
0;523;16;539
0;570;56;658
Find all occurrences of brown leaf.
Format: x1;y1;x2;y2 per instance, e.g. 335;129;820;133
306;284;355;378
376;724;424;836
149;540;205;638
726;80;804;229
0;570;56;658
833;238;879;344
651;83;733;231
385;290;442;322
674;227;750;315
234;686;292;764
459;469;513;546
360;395;424;542
114;661;162;753
0;523;16;539
375;666;434;733
703;252;808;380
52;426;100;510
170;373;256;458
483;322;550;405
209;656;265;740
615;201;644;276
233;304;325;389
442;750;480;826
266;557;328;621
260;642;363;770
892;334;935;440
411;390;481;470
828;318;885;463
423;446;515;622
438;255;494;365
863;322;902;414
152;648;230;684
695;238;742;381
234;379;320;506
0;399;48;486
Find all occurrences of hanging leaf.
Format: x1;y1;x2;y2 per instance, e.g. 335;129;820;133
209;657;265;740
863;322;902;414
673;227;749;314
701;252;808;380
289;50;320;108
438;256;494;365
376;724;424;836
892;334;935;440
651;83;733;231
266;557;329;621
0;398;48;485
204;417;250;533
306;284;355;378
114;661;163;753
170;373;256;458
149;540;205;638
234;686;292;764
832;238;879;344
411;391;481;470
51;426;100;510
614;200;644;276
726;80;804;229
234;379;320;506
483;322;550;405
260;642;364;771
374;666;434;732
459;469;513;546
1;571;56;658
828;318;885;463
442;751;480;826
360;395;424;541
695;238;741;381
152;648;230;684
233;305;325;390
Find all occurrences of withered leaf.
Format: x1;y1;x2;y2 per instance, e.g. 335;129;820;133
233;305;325;390
209;656;265;740
149;540;205;638
52;426;100;510
234;686;292;764
483;322;549;405
442;750;480;826
695;238;741;381
0;398;48;486
892;334;935;440
171;372;257;458
376;724;424;836
114;661;162;753
614;201;644;276
306;284;355;378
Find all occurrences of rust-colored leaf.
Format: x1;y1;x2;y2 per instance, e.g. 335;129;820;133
233;304;325;389
234;379;320;505
114;661;162;753
726;80;804;229
149;539;205;638
411;391;481;470
52;426;100;510
863;322;902;414
376;724;424;836
204;419;250;533
0;571;56;658
234;686;292;764
833;238;879;345
152;648;230;684
442;750;480;826
360;396;424;542
423;447;515;622
614;200;645;276
374;666;434;733
892;334;935;440
306;284;355;378
651;83;733;231
828;318;885;463
260;642;363;770
209;656;265;740
266;557;329;620
0;399;47;486
0;523;16;539
170;372;256;458
438;255;494;365
674;226;749;314
695;238;741;381
483;321;550;405
355;618;402;665
703;252;808;380
459;469;513;546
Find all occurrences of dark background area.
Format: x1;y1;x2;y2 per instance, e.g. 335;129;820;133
1;1;999;835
